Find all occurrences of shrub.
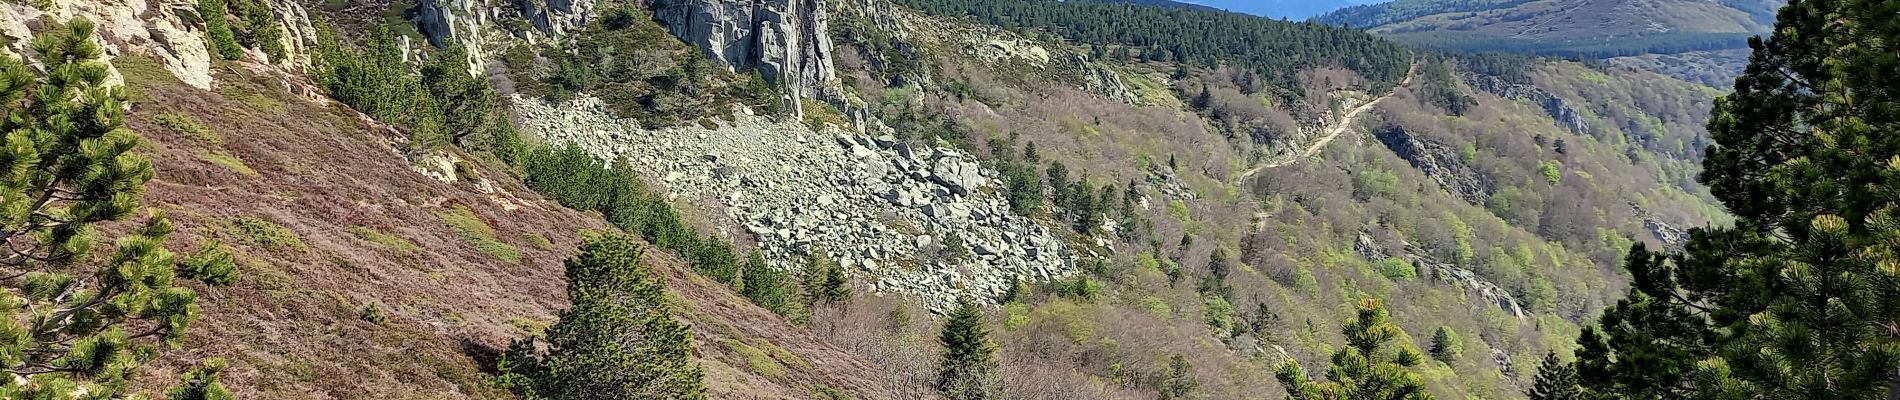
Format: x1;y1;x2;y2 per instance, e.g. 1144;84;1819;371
198;0;241;60
156;112;219;144
1374;257;1418;281
230;216;306;252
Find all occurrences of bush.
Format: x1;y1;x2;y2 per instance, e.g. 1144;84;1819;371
1374;257;1418;281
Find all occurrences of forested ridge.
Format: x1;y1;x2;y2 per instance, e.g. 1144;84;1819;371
889;0;1412;93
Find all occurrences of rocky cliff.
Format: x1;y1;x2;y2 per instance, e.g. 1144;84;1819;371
1;0;316;90
1373;125;1492;205
1464;73;1592;136
649;0;848;119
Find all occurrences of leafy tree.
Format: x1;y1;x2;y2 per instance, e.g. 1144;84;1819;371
0;18;238;397
1527;353;1583;400
936;298;1000;400
495;233;707;400
1429;326;1462;363
1546;0;1900;398
1276;299;1432;400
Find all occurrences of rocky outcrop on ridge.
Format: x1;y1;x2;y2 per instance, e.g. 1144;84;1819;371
1373;125;1491;205
1;0;316;90
650;0;846;119
1354;233;1525;318
515;96;1073;311
1464;73;1591;136
1630;201;1688;248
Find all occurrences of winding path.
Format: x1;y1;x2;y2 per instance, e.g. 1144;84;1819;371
1232;63;1419;184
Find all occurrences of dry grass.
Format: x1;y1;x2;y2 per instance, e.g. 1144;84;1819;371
120;63;922;400
197;151;256;176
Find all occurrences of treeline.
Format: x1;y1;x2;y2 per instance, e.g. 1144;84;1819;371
1394;31;1754;59
890;0;1412;95
1312;0;1531;28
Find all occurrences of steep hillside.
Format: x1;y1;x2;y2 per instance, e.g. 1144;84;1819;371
0;0;1751;398
1318;0;1780;58
111;49;924;400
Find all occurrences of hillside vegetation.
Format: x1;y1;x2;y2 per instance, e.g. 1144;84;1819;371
19;0;1824;397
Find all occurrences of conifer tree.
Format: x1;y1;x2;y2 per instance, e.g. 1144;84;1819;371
494;233;706;400
1544;0;1900;398
197;0;242;60
740;250;794;316
1275;299;1432;400
0;18;238;397
1429;326;1462;363
1156;354;1199;400
1527;353;1582;400
803;252;851;306
937;298;1000;400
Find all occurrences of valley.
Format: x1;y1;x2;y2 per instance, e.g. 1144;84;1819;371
0;0;1872;398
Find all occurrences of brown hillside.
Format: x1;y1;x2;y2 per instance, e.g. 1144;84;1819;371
112;56;924;399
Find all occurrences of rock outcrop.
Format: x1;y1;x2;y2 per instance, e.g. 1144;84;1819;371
1373;125;1490;205
1630;201;1688;248
650;0;844;119
515;96;1072;311
1464;73;1591;136
1354;233;1526;318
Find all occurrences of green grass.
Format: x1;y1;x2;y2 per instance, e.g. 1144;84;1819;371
812;385;856;400
198;151;257;176
349;226;419;252
110;54;175;100
722;339;784;378
155;112;220;145
433;206;520;263
230;216;306;252
219;83;287;114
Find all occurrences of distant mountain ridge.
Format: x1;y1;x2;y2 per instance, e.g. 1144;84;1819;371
1315;0;1783;58
1101;0;1366;19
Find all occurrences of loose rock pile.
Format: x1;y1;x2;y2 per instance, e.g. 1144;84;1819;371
515;97;1072;310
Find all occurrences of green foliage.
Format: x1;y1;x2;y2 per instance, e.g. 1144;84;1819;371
197;0;241;61
692;237;739;285
179;240;240;286
895;0;1412;95
812;385;856;400
229;0;284;61
349;225;419;252
494;233;707;400
1547;2;1900;398
1537;161;1562;184
311;24;447;152
434;206;519;263
198;151;256;176
1202;294;1238;336
230;216;306;251
1276;299;1433;400
155;112;218;145
740;251;796;317
1155;354;1199;400
1374;257;1418;281
360;303;387;325
505;5;780;127
802;252;852;306
0;19;237;397
1352;168;1401;200
1429;326;1462;363
1527;352;1582;400
937;298;1001;400
420;44;517;153
166;358;233;400
1416;58;1475;116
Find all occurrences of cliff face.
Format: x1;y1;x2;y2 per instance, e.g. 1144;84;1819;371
0;0;316;90
650;0;844;118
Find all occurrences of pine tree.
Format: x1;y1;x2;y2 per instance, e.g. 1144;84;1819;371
167;359;234;400
803;251;852;306
740;250;794;316
1429;326;1462;363
494;233;707;400
1551;0;1900;398
1157;354;1199;400
1527;353;1583;400
936;298;1000;400
0;18;239;397
1276;299;1432;400
198;0;242;60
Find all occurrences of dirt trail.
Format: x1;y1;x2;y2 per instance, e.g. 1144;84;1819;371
1233;62;1419;183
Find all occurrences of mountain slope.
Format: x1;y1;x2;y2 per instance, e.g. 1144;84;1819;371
113;56;924;399
1318;0;1779;57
